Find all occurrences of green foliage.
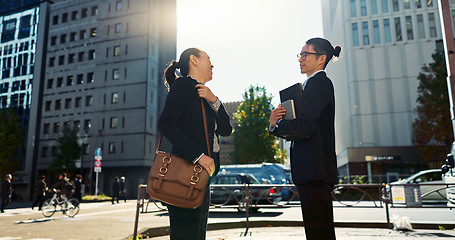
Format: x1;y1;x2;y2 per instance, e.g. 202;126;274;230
49;126;81;174
0;108;24;178
412;51;454;164
232;86;286;164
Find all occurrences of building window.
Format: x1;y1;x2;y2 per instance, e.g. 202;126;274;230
114;45;120;56
427;0;433;6
405;16;414;40
110;117;118;128
47;79;53;89
74;120;81;129
77;74;83;84
84;119;91;131
116;1;123;11
113;69;120;79
70;32;76;42
68;53;75;63
65;98;71;109
394;17;402;41
373;20;380;44
350;0;357;18
360;0;367;16
404;0;410;9
49;57;55;67
88;50;95;60
52;15;59;25
428;13;437;37
78;52;85;62
417;14;425;39
91;6;98;16
45;101;51;111
62;13;68;23
57;77;64;87
90;28;96;37
362;21;369;45
41;147;48;157
75;97;82;107
371;0;378;15
43;123;50;134
51;36;57;45
109;142;116;154
55;99;62;110
415;0;422;8
392;0;399;11
67;75;73;86
53;122;60;133
352;23;359;46
80;30;87;40
81;8;88;18
58;55;65;65
115;23;122;33
112;92;119;103
71;11;78;20
60;34;66;44
86;96;93;106
384;19;392;43
87;72;94;83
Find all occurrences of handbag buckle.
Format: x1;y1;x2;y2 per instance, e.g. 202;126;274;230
162;156;172;164
191;176;199;183
193;165;203;173
159;167;168;176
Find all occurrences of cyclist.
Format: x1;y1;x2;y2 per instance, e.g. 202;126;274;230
51;173;75;201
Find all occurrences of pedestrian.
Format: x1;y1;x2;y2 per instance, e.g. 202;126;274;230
31;175;47;211
111;177;120;204
269;37;341;240
51;173;74;200
119;176;126;202
72;174;82;205
158;47;232;240
1;174;12;213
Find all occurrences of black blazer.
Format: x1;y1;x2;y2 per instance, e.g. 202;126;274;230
1;179;11;198
158;76;232;173
272;72;338;185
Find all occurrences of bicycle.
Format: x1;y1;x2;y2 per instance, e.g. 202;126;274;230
41;189;80;218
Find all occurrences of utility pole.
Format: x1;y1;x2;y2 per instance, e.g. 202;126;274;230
438;0;455;138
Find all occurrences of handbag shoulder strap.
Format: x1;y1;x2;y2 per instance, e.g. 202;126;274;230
155;98;211;158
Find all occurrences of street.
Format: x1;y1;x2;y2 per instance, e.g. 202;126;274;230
0;200;455;239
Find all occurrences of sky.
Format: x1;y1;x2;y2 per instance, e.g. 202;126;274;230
176;0;324;105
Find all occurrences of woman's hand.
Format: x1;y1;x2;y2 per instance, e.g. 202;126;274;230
197;154;215;176
269;103;286;126
195;84;217;103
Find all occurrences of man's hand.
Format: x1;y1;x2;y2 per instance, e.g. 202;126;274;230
197;154;215;176
195;84;217;103
269;103;286;127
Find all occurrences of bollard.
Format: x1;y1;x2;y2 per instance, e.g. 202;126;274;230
133;185;144;239
382;184;392;229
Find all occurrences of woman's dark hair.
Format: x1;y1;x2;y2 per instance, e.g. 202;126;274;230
306;37;341;69
164;48;202;91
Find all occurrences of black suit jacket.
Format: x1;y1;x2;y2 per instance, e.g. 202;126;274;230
1;179;11;198
272;72;338;185
158;76;232;174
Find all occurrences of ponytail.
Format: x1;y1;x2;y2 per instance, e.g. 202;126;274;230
163;48;202;91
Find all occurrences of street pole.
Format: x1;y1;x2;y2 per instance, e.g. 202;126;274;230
438;0;455;138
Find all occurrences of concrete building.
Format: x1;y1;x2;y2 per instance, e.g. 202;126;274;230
321;0;452;182
24;0;176;199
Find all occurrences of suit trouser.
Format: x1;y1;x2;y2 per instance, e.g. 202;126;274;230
167;186;210;240
296;181;336;240
1;196;9;211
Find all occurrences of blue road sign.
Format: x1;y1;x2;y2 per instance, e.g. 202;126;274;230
95;148;102;157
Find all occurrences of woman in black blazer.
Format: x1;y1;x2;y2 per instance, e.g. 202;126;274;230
158;48;232;240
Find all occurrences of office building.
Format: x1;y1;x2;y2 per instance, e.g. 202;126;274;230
321;0;451;181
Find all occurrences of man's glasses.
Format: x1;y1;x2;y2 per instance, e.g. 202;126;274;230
297;51;322;60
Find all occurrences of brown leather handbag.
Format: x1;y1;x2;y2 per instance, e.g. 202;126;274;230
146;99;211;209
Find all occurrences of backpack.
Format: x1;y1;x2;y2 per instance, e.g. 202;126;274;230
65;179;75;192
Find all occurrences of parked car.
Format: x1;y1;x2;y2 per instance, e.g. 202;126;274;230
389;169;447;203
219;163;294;200
210;173;281;206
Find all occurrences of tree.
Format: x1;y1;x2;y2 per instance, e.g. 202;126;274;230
49;126;81;174
0;108;24;178
232;86;286;164
412;50;453;167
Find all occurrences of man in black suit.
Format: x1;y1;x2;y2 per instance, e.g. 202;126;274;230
1;174;12;213
269;38;341;240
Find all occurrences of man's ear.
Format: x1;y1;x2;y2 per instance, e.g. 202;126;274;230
189;54;198;66
318;54;327;66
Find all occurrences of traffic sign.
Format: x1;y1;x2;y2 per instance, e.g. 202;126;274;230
94;167;102;172
94;159;101;167
94;156;102;160
95;148;102;157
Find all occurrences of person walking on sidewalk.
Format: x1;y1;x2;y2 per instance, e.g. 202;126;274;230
269;37;341;240
72;174;82;206
111;177;120;204
119;176;126;202
1;174;12;213
32;175;47;211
